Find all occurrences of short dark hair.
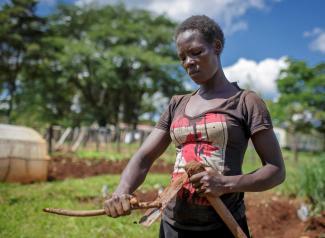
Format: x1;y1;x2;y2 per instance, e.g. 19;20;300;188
175;15;225;53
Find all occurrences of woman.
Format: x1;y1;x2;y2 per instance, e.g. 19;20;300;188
104;15;285;238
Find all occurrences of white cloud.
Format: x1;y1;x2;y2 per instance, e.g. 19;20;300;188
304;27;325;54
75;0;274;35
310;33;325;53
224;57;288;100
303;27;322;37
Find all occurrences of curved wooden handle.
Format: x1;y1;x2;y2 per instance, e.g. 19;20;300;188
43;198;161;217
207;196;248;238
185;161;248;238
43;208;106;217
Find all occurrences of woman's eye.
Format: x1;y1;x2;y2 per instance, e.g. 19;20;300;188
192;50;202;56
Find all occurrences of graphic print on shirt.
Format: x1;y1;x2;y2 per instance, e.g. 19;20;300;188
170;113;228;205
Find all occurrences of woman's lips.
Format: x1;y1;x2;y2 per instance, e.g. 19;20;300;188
188;69;199;76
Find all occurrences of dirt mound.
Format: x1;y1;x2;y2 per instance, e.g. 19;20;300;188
245;193;324;238
47;156;173;181
305;212;325;237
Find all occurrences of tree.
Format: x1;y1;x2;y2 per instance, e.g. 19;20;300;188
49;4;186;127
272;59;325;161
0;0;45;122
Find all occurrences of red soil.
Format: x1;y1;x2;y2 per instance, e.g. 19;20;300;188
245;193;324;238
47;156;173;181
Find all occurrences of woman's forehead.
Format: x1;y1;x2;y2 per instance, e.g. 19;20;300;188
176;30;205;44
176;30;207;49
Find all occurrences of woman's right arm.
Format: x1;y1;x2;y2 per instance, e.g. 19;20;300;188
103;128;171;217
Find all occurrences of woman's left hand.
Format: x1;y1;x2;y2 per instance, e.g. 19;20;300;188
189;168;230;197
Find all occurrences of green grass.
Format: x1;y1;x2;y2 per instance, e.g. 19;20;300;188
0;174;170;238
53;143;176;162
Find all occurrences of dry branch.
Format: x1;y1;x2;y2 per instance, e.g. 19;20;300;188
43;197;161;217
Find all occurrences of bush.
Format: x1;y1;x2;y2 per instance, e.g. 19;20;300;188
299;155;325;213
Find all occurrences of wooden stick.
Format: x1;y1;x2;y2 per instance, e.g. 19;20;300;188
185;161;248;238
43;208;106;217
43;198;161;217
206;196;248;238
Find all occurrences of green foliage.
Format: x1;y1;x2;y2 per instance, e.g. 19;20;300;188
272;59;325;134
55;143;177;162
299;155;325;213
0;0;46;122
0;2;187;129
75;149;133;161
46;4;186;127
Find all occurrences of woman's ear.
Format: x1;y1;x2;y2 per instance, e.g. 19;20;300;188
214;39;222;55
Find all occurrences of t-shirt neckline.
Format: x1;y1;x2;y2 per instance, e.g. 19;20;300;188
183;85;243;119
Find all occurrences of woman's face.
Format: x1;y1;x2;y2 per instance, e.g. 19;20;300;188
176;30;220;85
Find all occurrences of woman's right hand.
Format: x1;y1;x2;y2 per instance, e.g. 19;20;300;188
103;194;133;218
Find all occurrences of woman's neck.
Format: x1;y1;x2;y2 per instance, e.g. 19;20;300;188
198;68;235;97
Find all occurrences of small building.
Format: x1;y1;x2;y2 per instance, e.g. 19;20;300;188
0;124;50;183
273;127;324;152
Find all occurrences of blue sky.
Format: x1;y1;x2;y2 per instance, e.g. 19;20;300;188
223;0;325;66
2;0;324;99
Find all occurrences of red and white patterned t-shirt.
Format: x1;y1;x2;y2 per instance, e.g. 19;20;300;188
155;87;273;230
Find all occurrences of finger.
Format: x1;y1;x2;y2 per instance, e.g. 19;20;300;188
200;176;212;185
189;171;207;183
204;188;222;197
204;188;212;195
205;167;213;173
121;195;131;215
108;202;118;217
191;181;203;188
195;186;206;194
206;167;221;175
113;198;124;216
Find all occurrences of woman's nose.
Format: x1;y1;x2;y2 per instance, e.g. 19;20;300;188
184;56;195;68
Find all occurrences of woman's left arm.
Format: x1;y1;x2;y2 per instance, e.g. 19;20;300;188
190;128;286;196
229;128;286;193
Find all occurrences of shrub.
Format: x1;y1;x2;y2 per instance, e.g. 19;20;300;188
299;155;325;214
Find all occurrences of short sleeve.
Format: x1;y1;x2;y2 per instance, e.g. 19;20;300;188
243;91;273;136
155;96;176;131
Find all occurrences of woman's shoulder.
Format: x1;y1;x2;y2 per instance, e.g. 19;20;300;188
240;90;267;106
170;90;196;104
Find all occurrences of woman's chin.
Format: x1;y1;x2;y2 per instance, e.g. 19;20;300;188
190;76;207;85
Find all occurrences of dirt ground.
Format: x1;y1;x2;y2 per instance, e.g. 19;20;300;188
48;156;325;238
47;156;173;181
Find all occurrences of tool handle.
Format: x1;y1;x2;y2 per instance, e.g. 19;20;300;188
43;208;106;217
206;195;248;238
43;198;161;217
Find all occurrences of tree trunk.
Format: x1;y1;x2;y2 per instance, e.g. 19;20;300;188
292;135;299;162
6;85;15;124
115;126;121;153
48;124;54;154
130;123;137;143
95;129;100;152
